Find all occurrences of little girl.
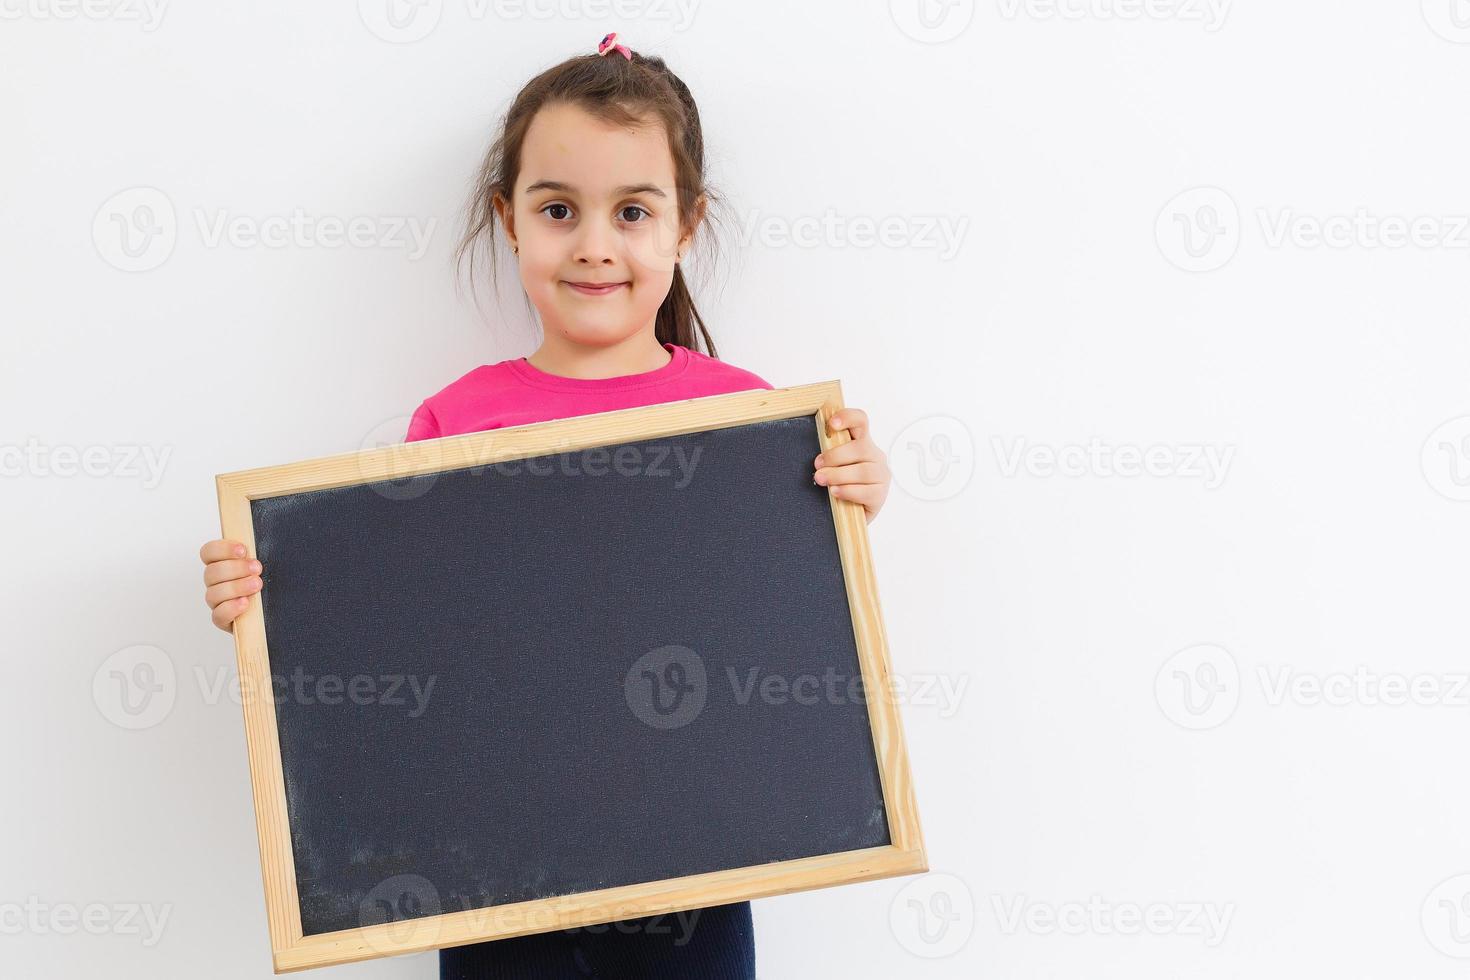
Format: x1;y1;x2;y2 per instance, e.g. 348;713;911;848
199;34;892;979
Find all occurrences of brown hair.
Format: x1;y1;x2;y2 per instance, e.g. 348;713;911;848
456;47;723;359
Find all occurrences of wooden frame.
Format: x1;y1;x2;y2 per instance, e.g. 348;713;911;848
216;380;927;973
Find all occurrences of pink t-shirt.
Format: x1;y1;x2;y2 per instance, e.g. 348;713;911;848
404;341;773;442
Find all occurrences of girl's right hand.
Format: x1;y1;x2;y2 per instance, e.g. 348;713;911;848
199;539;264;632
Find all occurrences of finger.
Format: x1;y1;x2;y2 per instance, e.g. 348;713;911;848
204;557;262;587
826;481;883;512
815;460;887;487
205;575;262;610
826;407;869;442
200;539;248;564
211;595;251;632
813;438;882;470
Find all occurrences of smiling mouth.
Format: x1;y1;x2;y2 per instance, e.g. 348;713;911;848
563;281;628;295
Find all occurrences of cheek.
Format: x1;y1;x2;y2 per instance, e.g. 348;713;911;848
629;219;683;272
516;244;560;287
514;219;559;263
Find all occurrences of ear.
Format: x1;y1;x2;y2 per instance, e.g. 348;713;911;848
677;193;708;258
492;192;517;253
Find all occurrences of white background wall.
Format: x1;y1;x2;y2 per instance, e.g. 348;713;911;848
4;1;1470;977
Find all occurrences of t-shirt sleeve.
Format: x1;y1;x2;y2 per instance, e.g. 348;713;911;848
404;401;441;443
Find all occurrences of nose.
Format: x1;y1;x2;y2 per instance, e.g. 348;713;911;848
572;215;617;267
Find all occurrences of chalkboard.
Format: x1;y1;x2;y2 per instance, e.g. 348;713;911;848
216;382;925;972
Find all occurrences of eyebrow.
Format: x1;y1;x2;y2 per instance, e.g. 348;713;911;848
522;179;668;199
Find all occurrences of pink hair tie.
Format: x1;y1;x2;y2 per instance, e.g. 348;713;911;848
597;32;633;60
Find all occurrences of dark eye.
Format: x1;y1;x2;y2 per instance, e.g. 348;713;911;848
620;205;650;223
542;203;571;221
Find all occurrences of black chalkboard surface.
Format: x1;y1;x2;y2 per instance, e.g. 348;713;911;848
217;383;925;971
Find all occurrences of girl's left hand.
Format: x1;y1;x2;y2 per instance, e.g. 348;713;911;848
813;407;891;525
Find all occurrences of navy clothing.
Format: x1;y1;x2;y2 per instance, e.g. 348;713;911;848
439;901;755;979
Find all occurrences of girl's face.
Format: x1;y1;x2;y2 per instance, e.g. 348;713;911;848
498;102;694;349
